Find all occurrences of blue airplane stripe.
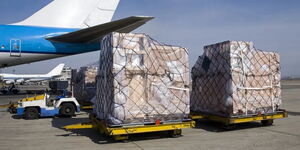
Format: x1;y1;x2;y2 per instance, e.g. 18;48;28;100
0;50;79;55
0;25;101;55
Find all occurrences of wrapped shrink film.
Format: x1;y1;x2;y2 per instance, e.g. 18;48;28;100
191;41;281;117
73;67;97;102
94;33;190;125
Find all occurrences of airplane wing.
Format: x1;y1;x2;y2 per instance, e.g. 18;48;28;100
46;16;154;43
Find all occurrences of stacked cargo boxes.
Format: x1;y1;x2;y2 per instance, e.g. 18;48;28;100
191;41;281;117
73;66;98;102
94;33;190;126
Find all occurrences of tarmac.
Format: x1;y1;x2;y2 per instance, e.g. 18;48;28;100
0;80;299;150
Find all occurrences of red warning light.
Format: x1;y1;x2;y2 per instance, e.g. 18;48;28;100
155;120;161;125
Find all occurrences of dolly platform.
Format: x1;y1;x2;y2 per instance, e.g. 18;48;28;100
190;110;288;129
64;114;195;141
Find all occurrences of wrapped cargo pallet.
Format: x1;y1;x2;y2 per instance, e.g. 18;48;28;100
191;41;281;117
95;32;190;126
73;66;98;102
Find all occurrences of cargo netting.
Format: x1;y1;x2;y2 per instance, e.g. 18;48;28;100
73;67;97;102
191;41;281;117
94;33;190;125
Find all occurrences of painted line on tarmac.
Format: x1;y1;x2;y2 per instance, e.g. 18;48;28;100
131;141;145;150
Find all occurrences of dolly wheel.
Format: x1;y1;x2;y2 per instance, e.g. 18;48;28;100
168;129;182;138
60;103;75;117
25;108;39;120
223;124;237;131
261;119;273;126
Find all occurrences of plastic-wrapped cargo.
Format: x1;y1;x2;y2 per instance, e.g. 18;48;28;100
73;66;98;102
191;41;281;117
95;32;190;126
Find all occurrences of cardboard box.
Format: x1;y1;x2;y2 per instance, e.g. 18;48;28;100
73;66;98;102
94;33;190;125
191;41;281;117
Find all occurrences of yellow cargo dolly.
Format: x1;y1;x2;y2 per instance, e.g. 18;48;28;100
64;114;195;141
80;105;93;110
190;109;288;129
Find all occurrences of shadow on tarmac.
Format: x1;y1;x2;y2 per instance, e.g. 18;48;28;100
11;114;55;120
50;117;110;144
193;119;267;132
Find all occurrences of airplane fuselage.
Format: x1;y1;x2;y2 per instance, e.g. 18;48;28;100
0;73;53;83
0;25;101;68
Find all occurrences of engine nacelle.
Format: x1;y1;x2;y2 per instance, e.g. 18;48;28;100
5;80;15;84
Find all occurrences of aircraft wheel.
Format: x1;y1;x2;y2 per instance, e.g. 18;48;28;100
25;108;39;120
60;103;75;117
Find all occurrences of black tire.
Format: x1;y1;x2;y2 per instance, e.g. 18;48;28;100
261;119;273;126
59;103;75;117
25;107;39;120
168;129;182;138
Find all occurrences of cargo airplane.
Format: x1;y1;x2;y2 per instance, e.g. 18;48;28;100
0;0;153;68
0;63;65;84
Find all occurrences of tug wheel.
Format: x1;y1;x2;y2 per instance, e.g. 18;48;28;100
25;107;39;120
60;103;75;117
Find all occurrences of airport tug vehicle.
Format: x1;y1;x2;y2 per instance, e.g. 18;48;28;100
16;93;80;119
11;81;81;119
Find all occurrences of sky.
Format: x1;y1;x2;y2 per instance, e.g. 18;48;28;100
0;0;300;77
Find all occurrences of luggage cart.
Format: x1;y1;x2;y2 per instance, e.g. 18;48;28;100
64;114;195;141
190;109;288;129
